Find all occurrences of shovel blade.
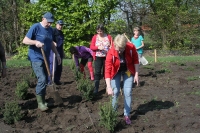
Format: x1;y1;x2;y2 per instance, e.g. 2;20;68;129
50;91;63;106
48;84;63;106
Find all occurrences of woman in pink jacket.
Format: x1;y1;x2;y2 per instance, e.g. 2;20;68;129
90;24;112;94
105;34;139;125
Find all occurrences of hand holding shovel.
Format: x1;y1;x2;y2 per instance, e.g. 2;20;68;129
41;47;63;105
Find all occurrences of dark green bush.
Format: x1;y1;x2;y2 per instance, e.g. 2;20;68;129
3;100;23;124
69;60;83;80
69;60;94;100
77;78;94;100
99;99;118;132
15;79;29;100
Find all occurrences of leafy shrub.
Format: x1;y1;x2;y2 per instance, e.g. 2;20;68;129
155;68;171;74
77;78;94;100
70;60;83;80
12;46;28;59
30;69;36;78
99;99;118;132
143;65;154;70
3;100;23;124
69;60;75;70
15;79;29;100
70;60;94;100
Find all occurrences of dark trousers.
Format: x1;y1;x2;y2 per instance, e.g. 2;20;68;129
80;57;93;66
94;57;106;80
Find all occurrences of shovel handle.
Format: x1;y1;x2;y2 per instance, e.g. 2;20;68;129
41;47;52;83
123;33;132;43
52;53;55;82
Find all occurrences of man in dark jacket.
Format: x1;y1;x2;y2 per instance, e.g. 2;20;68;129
49;20;65;85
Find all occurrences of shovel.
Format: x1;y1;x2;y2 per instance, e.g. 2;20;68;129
123;33;148;65
41;47;63;105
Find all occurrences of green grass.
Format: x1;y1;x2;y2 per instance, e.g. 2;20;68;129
6;59;72;68
145;55;200;63
186;76;200;81
6;55;200;68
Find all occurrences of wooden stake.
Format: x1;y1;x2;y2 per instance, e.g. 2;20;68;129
154;49;157;62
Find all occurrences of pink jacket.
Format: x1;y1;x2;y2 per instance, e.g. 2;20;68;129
90;34;112;60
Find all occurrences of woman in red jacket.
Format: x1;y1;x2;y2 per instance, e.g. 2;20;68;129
90;24;112;94
105;34;139;125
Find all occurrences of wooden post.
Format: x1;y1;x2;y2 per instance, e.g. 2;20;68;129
154;49;157;62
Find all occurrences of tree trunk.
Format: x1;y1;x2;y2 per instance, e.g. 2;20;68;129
12;0;19;48
162;29;167;49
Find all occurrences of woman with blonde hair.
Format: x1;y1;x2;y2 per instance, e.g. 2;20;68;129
105;34;139;125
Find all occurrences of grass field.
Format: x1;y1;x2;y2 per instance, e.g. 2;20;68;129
146;55;200;63
6;55;200;68
6;58;72;68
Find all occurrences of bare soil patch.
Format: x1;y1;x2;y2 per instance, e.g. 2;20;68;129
0;61;200;133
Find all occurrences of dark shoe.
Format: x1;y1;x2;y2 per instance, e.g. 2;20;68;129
94;80;100;94
54;81;62;85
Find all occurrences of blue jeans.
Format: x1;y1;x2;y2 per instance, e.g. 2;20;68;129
31;62;48;96
111;71;134;116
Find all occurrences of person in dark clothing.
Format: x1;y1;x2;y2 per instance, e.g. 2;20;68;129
49;20;65;85
0;42;7;78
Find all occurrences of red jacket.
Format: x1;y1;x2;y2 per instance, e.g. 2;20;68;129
105;42;139;79
90;34;113;60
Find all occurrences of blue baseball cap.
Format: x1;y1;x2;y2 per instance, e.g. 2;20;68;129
56;20;65;25
43;12;54;22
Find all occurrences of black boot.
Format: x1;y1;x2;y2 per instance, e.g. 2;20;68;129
94;80;100;94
